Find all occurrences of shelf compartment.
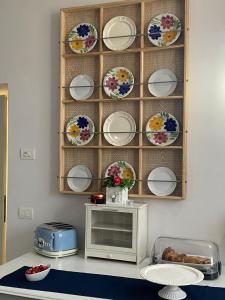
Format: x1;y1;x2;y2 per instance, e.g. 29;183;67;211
103;52;140;99
143;48;184;97
102;101;140;146
91;231;133;249
101;148;139;195
62;8;100;55
142;148;183;197
102;3;141;51
144;0;185;49
62;148;99;193
64;56;100;100
142;99;183;146
64;102;99;146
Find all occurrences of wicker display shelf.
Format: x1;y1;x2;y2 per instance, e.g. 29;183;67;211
59;0;189;200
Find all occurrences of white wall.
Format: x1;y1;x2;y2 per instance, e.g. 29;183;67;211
0;0;225;262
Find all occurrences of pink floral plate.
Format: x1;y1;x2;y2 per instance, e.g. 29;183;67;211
68;23;98;54
103;67;134;99
148;13;181;47
105;161;136;191
146;112;179;146
66;115;95;146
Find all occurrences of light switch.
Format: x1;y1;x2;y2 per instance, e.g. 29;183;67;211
20;148;36;160
18;207;34;219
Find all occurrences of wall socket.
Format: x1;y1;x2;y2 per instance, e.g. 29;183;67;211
18;207;34;219
20;148;36;160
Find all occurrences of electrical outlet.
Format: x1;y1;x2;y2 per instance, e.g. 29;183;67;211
20;148;36;160
18;207;34;219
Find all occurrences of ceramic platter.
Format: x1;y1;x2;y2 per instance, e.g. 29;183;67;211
103;67;134;99
148;13;181;47
140;264;204;300
103;16;136;50
66;115;95;146
103;111;136;146
68;23;98;54
148;167;177;196
67;165;92;192
70;74;94;100
105;161;136;191
146;112;179;146
148;69;177;97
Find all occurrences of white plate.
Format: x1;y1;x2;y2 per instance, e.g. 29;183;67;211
103;16;136;50
67;165;92;192
103;111;136;146
69;74;94;100
140;264;204;286
148;167;177;196
148;69;177;97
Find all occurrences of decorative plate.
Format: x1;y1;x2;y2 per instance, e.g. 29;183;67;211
68;23;98;54
66;115;95;146
146;112;179;146
105;161;136;191
103;16;136;51
147;13;181;47
67;165;92;192
147;167;177;196
148;69;177;97
103;111;136;146
69;74;94;100
103;67;134;99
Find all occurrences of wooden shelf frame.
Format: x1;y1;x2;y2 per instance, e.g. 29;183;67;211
59;0;189;200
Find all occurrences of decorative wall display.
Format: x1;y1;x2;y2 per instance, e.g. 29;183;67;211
59;0;188;199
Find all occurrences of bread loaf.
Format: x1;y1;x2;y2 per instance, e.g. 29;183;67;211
162;247;210;264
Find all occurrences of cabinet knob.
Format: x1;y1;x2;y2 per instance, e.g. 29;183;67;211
107;254;112;258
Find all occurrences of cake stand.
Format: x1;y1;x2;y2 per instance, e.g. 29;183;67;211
140;264;204;300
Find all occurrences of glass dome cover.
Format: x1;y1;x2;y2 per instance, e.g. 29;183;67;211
151;236;221;280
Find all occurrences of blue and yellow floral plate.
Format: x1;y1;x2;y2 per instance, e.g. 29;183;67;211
68;23;98;54
148;13;181;47
103;67;134;99
146;112;179;146
66;115;95;146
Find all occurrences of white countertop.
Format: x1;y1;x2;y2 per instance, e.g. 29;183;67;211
0;252;224;300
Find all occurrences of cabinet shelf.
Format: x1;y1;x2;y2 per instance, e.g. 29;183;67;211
62;145;183;149
92;222;132;232
63;44;184;58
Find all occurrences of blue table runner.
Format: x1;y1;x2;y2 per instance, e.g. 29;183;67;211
0;266;224;299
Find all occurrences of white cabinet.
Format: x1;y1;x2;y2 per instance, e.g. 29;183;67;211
85;203;148;264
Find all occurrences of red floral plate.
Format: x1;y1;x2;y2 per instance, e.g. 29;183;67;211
105;161;136;191
146;112;179;146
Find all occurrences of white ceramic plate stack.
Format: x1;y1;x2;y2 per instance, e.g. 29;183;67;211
103;16;136;50
148;167;177;196
148;69;177;97
140;264;204;300
103;111;136;146
69;74;94;100
67;165;92;192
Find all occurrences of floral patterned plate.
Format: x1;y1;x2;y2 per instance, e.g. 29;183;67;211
66;115;95;146
147;13;181;47
68;23;98;54
105;161;136;191
103;67;134;99
146;112;179;146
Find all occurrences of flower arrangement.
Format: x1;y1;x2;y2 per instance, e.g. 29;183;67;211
103;175;133;190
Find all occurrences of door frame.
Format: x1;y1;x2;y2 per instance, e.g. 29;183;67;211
0;84;8;264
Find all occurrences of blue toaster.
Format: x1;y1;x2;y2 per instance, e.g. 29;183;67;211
34;222;78;258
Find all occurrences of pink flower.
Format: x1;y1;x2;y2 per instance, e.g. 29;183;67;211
161;15;175;29
85;35;96;48
80;129;90;141
113;176;122;186
107;165;120;176
105;77;118;91
153;132;168;144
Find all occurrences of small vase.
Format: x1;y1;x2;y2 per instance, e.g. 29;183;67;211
106;187;128;205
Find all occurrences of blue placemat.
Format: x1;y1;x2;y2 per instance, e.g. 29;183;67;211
0;266;225;299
